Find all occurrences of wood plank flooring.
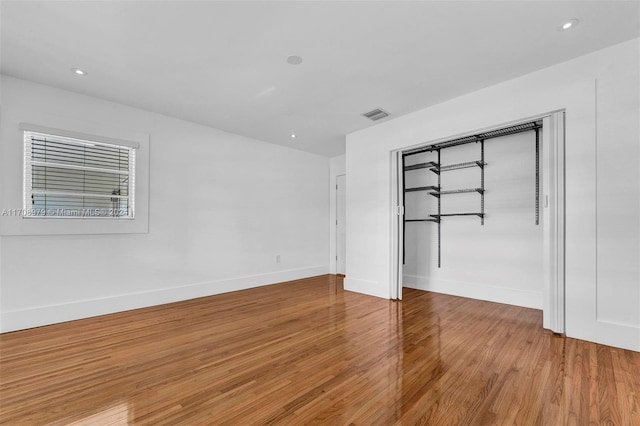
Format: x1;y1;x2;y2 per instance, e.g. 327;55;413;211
1;275;638;425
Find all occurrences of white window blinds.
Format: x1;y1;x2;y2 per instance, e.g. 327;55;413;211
23;131;136;218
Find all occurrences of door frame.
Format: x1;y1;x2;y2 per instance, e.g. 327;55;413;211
335;174;346;275
390;111;565;333
390;154;403;300
541;112;565;333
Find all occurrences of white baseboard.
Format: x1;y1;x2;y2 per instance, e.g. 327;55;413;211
593;320;640;352
1;265;329;333
403;275;543;310
344;277;388;299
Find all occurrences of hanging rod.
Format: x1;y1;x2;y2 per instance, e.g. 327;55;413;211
430;213;485;219
429;188;484;198
403;120;542;156
430;161;487;174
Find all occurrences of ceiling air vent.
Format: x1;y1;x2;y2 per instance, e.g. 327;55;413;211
362;108;390;121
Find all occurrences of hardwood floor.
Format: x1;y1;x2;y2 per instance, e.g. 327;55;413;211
1;275;638;425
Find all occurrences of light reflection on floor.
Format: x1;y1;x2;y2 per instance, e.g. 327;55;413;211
66;402;130;426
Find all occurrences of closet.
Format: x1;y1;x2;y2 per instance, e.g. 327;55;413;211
402;121;541;267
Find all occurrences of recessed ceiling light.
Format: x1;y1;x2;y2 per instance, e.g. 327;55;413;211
286;55;303;65
560;19;579;31
290;133;297;139
71;68;87;76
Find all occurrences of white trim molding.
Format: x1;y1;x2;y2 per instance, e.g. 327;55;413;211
404;275;543;310
344;277;387;299
1;265;329;333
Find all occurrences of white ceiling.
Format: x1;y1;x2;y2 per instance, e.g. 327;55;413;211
2;1;639;157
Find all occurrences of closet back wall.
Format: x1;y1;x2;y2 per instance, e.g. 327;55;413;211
403;132;543;308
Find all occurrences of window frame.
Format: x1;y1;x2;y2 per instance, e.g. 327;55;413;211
23;130;137;220
1;122;149;236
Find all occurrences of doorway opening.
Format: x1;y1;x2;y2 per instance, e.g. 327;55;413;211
390;112;565;333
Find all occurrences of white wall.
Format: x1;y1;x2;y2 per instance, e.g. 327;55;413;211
329;154;346;273
0;75;330;332
345;39;640;351
403;132;543;309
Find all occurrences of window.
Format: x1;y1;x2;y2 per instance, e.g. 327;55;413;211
23;131;136;218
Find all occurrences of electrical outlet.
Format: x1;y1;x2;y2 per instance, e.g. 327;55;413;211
276;255;281;263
